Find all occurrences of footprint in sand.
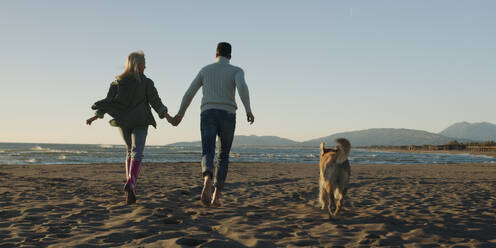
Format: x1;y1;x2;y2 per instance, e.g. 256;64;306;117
176;237;207;246
152;208;173;217
163;218;183;224
293;239;319;247
0;210;21;219
359;232;382;245
199;239;245;248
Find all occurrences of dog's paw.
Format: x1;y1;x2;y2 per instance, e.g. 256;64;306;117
328;214;333;220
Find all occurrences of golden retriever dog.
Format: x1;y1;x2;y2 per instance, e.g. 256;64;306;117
319;138;351;219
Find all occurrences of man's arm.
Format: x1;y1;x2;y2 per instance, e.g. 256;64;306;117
234;69;254;124
176;71;203;117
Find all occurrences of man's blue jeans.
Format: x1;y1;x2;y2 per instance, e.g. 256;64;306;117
200;109;236;190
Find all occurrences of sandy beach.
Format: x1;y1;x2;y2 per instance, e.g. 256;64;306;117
1;162;495;247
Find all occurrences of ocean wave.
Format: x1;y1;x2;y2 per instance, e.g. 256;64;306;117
261;153;274;158
31;145;49;151
148;146;166;149
26;158;37;163
28;146;87;154
275;154;300;158
471;154;495;159
98;144;114;148
164;146;185;150
58;155;67;160
163;151;201;155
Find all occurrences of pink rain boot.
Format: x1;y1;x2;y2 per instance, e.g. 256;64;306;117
124;159;141;205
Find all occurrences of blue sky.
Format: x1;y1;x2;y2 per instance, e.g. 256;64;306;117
1;1;495;145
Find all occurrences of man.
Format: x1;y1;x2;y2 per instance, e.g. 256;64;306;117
171;42;254;207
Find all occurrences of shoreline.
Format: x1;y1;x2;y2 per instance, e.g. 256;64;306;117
1;162;496;247
5;152;496;167
360;147;496;158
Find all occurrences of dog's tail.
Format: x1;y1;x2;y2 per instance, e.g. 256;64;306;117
336;138;351;163
320;141;326;156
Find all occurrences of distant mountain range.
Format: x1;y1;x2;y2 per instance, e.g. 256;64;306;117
439;122;496;142
301;128;458;147
168;122;496;147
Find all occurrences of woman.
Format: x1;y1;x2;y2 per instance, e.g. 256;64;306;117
86;51;172;205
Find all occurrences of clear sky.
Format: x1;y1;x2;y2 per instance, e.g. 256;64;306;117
1;1;495;145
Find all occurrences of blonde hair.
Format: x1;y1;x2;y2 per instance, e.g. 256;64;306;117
116;51;145;81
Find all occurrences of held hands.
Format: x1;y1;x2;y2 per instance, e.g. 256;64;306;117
170;115;183;126
163;111;182;127
162;110;174;124
161;109;182;127
163;109;182;127
86;116;99;125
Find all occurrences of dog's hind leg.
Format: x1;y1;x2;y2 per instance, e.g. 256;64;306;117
327;190;335;219
333;189;344;217
319;179;326;210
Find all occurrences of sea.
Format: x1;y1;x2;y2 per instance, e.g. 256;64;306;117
1;142;495;165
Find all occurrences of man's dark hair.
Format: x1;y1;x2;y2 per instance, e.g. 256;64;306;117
216;42;232;58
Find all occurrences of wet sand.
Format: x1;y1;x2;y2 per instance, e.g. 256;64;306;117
1;162;495;247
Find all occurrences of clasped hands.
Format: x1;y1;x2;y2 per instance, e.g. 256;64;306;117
161;110;181;126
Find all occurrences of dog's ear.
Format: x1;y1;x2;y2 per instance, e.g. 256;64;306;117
320;142;325;156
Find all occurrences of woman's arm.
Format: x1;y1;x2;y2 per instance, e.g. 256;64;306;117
86;115;99;125
146;79;169;119
88;81;119;124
